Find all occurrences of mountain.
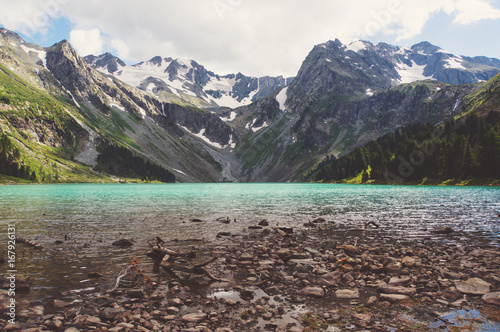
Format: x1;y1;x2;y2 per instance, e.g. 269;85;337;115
306;74;500;184
0;28;239;183
1;28;500;184
85;53;294;109
230;39;499;182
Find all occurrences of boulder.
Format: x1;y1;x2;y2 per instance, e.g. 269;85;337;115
482;292;500;306
455;278;491;295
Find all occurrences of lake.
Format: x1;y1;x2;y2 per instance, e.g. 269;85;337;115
0;183;499;309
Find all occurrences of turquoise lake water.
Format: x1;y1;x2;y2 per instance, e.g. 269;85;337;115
1;183;499;244
0;183;499;309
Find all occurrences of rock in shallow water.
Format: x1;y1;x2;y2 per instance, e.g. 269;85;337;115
299;286;325;297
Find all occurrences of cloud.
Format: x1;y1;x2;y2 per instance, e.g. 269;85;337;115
0;0;66;35
452;0;500;24
1;0;500;76
69;28;103;56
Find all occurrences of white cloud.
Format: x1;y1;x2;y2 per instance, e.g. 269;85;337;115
69;28;103;56
0;0;66;35
452;0;500;24
1;0;500;77
110;38;129;60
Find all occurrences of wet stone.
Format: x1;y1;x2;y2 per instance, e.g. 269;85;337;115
299;286;325;297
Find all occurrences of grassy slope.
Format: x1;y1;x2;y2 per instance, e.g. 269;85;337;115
0;65;160;183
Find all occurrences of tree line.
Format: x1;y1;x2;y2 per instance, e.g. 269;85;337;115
95;143;176;183
311;111;500;183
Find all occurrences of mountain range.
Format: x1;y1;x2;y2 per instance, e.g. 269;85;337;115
1;27;499;183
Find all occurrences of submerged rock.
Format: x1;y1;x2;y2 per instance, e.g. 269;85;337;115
112;238;135;248
431;226;454;234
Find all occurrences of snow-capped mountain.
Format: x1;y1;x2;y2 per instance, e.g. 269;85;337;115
342;40;500;86
85;53;294;109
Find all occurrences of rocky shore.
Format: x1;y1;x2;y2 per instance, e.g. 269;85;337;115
1;221;500;331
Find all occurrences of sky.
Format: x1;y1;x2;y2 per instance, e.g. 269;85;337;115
1;0;500;77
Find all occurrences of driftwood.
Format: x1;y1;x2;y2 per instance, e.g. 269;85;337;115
17;237;44;250
146;246;227;282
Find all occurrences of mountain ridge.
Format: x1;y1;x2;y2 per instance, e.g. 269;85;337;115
84;52;294;110
1;27;500;184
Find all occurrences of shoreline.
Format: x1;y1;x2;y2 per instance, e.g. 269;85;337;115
2;223;499;331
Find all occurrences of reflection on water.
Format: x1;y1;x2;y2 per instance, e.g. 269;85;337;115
0;183;499;310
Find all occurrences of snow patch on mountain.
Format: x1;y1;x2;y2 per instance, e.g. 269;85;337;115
395;61;432;84
444;57;467;70
276;87;288;111
20;45;47;68
346;40;369;53
220;111;237;122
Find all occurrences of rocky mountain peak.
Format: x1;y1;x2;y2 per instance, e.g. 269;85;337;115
411;41;442;55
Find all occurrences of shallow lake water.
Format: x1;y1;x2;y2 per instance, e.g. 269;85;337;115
0;183;499;323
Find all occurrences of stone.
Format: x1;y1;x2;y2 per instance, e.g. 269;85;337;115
455;278;492;295
117;322;135;328
112;238;135;248
86;316;102;324
53;299;71;308
402;256;416;267
182;312;207;323
389;276;411;286
263;312;273;320
380;285;416;295
431;226;454;234
366;296;378;305
64;328;80;332
380;294;410;302
100;307;125;320
353;313;372;322
127;288;145;298
335;289;360;299
299;286;325;297
337;245;359;255
482;292;500;306
169;298;184;306
444;271;462;279
258;219;269;226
